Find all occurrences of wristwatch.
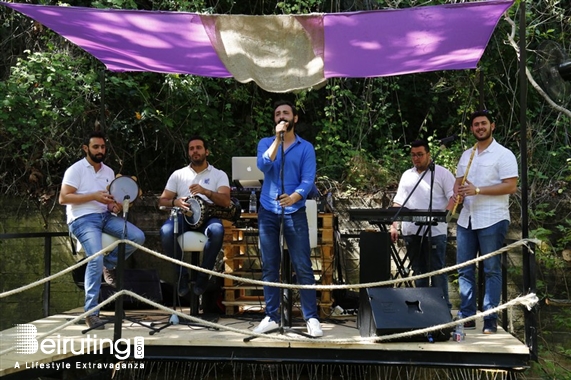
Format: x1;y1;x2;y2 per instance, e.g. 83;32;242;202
475;187;481;195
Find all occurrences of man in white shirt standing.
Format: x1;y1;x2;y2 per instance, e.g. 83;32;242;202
454;110;518;334
59;131;146;329
390;140;455;310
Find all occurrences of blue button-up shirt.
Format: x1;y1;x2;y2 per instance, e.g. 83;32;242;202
257;134;316;215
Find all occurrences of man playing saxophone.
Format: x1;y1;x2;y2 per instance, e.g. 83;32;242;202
454;110;518;334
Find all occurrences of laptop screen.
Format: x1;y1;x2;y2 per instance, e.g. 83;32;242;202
232;157;264;188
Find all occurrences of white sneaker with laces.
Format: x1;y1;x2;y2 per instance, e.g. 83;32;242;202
306;318;323;337
253;316;279;334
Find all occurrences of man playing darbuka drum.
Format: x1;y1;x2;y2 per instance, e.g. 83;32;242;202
158;135;231;298
59;130;146;330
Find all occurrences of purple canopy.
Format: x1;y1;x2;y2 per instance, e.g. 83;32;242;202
2;1;514;91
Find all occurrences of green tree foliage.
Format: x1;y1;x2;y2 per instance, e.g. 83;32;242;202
1;0;569;197
0;47;101;198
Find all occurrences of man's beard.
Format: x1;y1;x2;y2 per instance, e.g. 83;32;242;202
279;118;295;132
474;128;492;141
88;150;105;163
190;155;206;166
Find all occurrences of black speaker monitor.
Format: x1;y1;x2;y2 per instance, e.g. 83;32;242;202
356;231;392;329
359;287;452;342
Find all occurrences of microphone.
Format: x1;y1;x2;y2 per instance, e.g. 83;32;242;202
122;195;130;218
438;134;458;145
279;120;287;140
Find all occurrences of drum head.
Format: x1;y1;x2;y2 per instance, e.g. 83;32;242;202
109;176;139;203
186;197;203;226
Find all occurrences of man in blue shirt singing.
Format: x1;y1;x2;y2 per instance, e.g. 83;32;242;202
253;100;322;337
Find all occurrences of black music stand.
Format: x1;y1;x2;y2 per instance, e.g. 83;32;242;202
149;206;218;335
244;130;316;342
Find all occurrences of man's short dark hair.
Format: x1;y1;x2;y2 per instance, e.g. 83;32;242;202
410;139;430;153
469;110;494;125
273;100;298;117
83;131;106;147
187;135;208;150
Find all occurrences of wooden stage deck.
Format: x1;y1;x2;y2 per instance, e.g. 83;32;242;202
0;307;531;379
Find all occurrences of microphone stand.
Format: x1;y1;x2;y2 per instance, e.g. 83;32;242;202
112;198;128;340
414;146;447;290
244;130;315;342
117;196;161;336
391;146;446;290
389;145;446;287
150;206;215;335
423;161;436;288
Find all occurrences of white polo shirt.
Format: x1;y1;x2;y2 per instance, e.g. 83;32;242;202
164;163;229;203
393;164;455;237
456;139;518;230
62;158;115;224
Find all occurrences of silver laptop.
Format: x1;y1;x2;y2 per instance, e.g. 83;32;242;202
232;157;264;188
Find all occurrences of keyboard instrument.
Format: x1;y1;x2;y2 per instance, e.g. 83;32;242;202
348;207;447;224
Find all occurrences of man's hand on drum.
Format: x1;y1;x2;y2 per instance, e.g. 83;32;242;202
95;191;122;214
95;190;115;205
178;197;190;211
108;201;123;214
189;184;209;198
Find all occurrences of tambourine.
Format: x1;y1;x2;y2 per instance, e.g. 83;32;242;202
108;175;140;204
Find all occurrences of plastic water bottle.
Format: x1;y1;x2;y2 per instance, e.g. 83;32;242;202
453;313;465;342
249;190;257;213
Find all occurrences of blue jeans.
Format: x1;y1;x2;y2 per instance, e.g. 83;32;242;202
160;214;224;288
258;205;318;322
69;212;145;316
457;219;508;321
404;234;450;309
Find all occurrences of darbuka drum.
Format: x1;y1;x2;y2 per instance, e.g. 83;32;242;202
183;196;241;230
108;176;139;203
215;197;241;223
183;196;208;228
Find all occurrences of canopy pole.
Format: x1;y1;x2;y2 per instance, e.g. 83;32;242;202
100;69;106;132
479;69;484;109
519;0;537;361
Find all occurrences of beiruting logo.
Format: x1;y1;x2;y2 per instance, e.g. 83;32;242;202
15;324;144;360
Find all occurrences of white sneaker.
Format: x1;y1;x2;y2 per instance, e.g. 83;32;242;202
306;318;323;337
253;316;279;334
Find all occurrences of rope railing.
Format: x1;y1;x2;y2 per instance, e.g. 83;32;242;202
0;237;540;353
130;237;540;290
0;242;118;299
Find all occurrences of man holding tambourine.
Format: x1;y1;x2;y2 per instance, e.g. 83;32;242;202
59;131;146;330
158;135;231;298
